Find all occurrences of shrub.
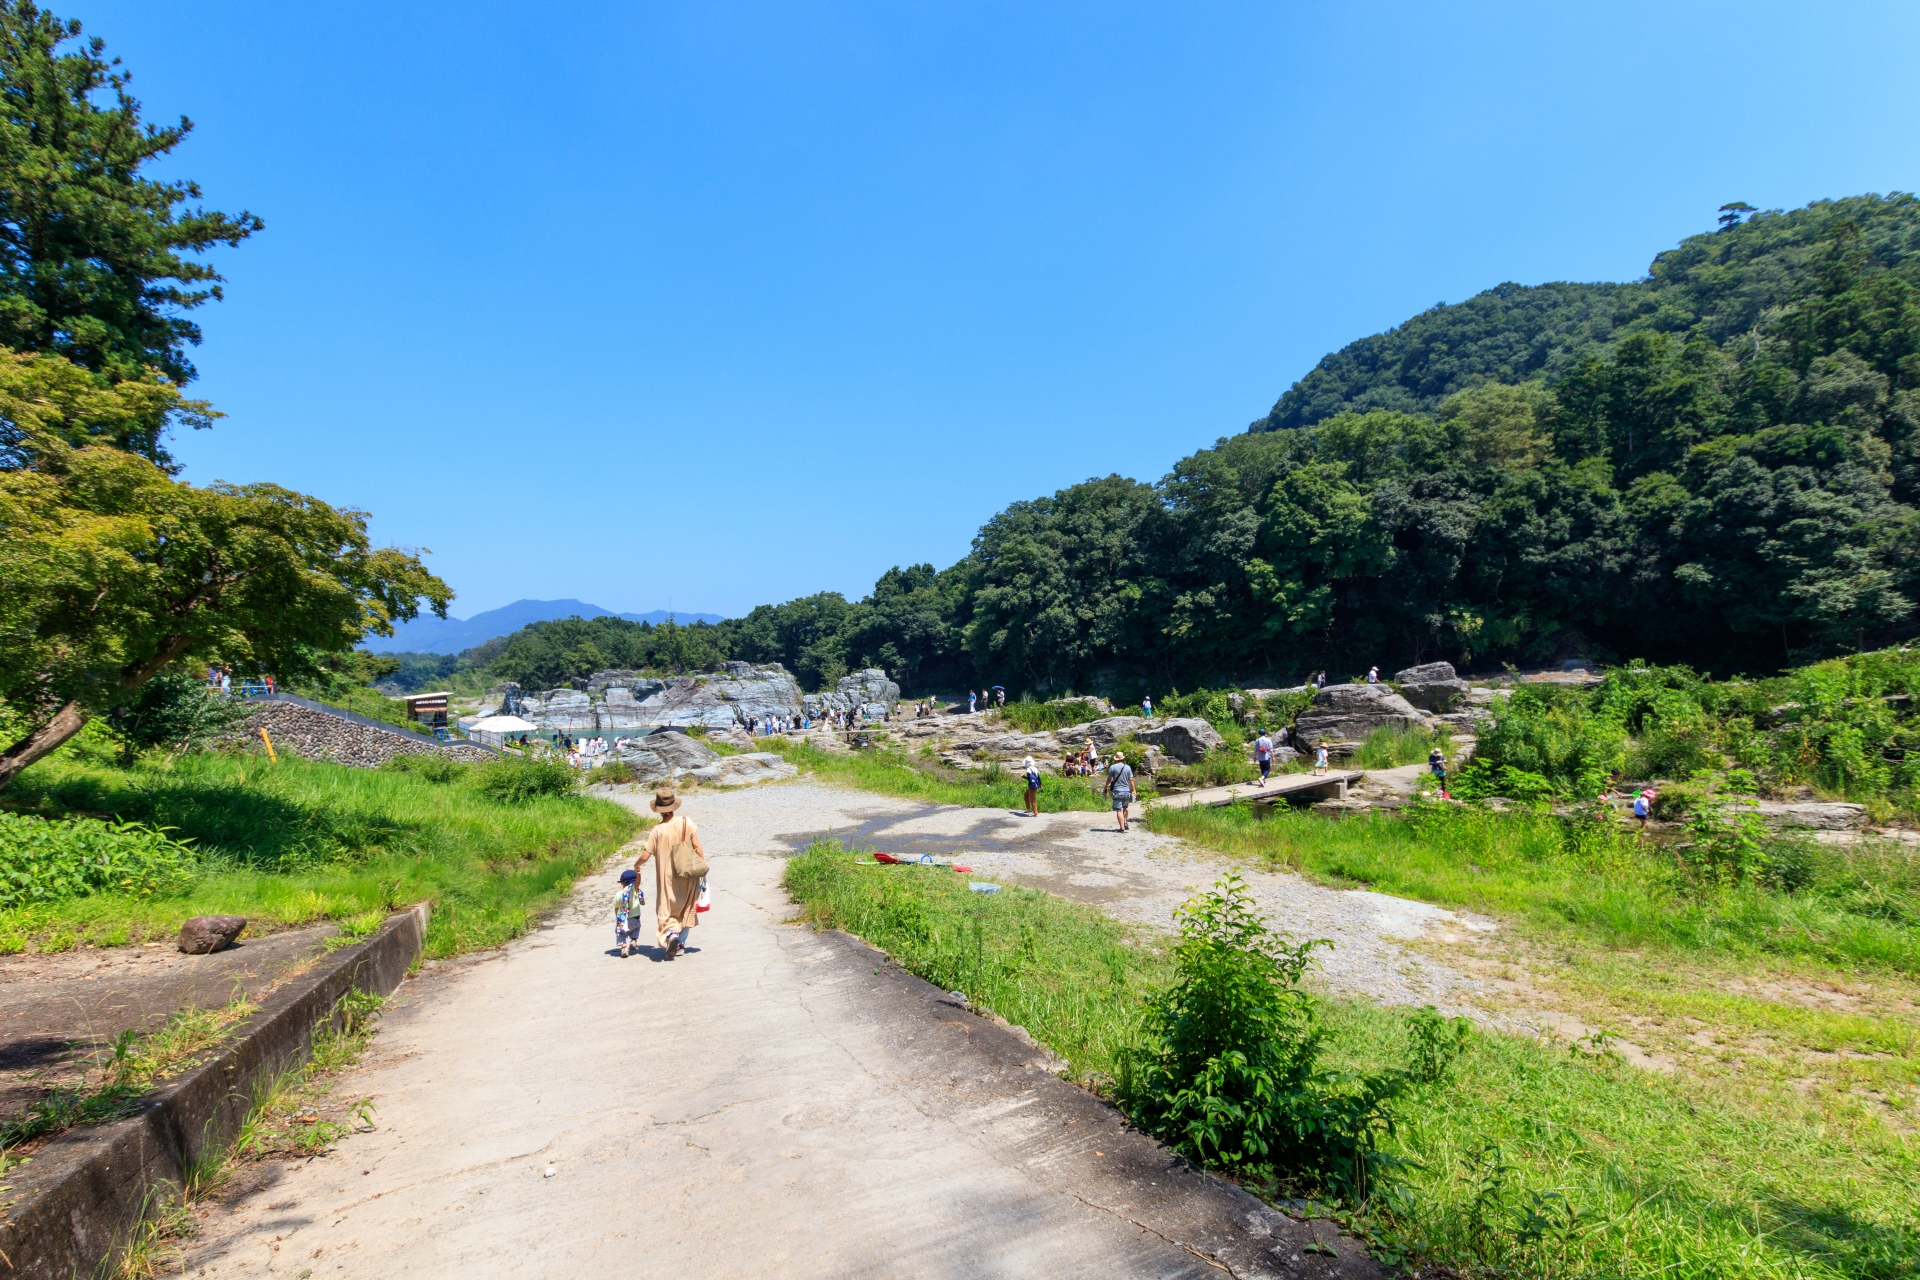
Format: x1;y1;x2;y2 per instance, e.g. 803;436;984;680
1405;1006;1473;1083
1472;685;1625;797
1118;872;1399;1199
106;671;250;757
473;756;577;803
588;760;637;785
1154;746;1258;791
0;813;197;909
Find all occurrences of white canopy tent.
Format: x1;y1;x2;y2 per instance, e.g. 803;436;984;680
467;714;539;747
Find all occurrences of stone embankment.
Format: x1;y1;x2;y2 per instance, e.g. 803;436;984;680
225;700;492;768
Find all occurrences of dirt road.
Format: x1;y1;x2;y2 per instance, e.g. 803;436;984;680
182;783;1447;1278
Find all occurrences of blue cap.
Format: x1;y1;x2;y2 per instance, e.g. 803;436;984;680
619;869;637;884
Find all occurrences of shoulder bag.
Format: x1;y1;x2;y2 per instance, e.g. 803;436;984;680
667;816;710;879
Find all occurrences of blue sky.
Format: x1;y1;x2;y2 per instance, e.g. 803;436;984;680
84;0;1920;619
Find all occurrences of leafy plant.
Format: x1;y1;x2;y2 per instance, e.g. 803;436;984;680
1405;1006;1473;1083
381;753;467;784
472;755;576;803
105;672;250;759
0;811;196;908
1117;872;1400;1199
996;697;1106;733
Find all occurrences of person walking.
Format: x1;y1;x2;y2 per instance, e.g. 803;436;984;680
1023;755;1042;817
634;787;707;958
1316;671;1327;689
968;690;977;714
1633;788;1656;833
1105;751;1136;832
1428;744;1449;798
1141;694;1153;720
1368;666;1379;684
1254;729;1274;787
1313;744;1329;775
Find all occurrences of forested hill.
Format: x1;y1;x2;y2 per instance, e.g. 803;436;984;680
390;192;1920;697
1257;195;1920;430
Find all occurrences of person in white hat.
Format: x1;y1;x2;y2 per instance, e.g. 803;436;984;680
634;787;707;957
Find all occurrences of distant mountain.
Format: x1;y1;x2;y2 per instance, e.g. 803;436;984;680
362;599;725;655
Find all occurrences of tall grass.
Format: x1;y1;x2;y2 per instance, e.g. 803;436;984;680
2;749;640;957
762;740;1112;812
1351;725;1450;770
1147;800;1920;973
784;843;1920;1279
995;697;1107;734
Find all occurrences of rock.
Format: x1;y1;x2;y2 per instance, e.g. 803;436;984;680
1293;684;1428;746
630;662;805;729
804;669;902;720
968;731;1065;760
1755;801;1868;831
1140;745;1169;774
585;669;666;697
617;729;722;780
178;914;247;954
1393;661;1469;712
1055;716;1146;752
524;688;596;732
1135;717;1225;764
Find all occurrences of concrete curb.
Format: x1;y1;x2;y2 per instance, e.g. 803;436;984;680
0;904;431;1280
810;927;1388;1279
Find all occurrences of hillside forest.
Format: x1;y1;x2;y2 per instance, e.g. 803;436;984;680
385;195;1920;698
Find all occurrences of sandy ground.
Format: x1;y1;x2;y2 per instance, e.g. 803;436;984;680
182;781;1392;1280
0;923;337;1118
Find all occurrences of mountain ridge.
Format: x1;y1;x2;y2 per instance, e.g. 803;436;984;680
363;599;724;655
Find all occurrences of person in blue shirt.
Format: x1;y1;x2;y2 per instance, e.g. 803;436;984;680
1254;730;1274;787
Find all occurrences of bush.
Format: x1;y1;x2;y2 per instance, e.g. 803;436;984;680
1472;685;1625;797
473;756;577;803
1405;1006;1473;1083
0;813;197;909
588;760;637;785
1118;872;1399;1198
106;672;250;757
1154;746;1258;791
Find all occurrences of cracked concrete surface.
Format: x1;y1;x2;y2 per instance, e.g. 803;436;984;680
182;784;1410;1278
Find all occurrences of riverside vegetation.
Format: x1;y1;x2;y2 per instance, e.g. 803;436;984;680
787;826;1920;1279
0;721;638;956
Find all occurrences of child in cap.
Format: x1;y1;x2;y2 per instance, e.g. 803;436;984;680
614;868;645;957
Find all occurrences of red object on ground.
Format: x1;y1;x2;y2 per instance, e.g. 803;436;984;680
952;866;972;874
873;852;904;864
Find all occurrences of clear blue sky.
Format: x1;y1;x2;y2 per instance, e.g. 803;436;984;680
84;0;1920;620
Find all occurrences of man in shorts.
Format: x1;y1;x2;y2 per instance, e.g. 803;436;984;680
1105;751;1136;832
1254;729;1274;786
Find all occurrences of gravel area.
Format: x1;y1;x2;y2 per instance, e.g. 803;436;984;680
684;781;1509;1022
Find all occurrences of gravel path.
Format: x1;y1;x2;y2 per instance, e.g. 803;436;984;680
722;781;1506;1021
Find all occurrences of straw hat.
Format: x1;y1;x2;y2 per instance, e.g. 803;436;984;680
649;786;682;815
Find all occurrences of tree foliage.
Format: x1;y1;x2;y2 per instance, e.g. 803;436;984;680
0;2;260;392
0;348;450;785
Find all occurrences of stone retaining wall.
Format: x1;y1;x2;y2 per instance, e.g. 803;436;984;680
225;700;492;768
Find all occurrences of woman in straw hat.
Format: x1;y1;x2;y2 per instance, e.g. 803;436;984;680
634;787;707;958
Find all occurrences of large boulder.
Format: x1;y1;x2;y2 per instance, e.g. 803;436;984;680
523;688;596;732
805;669;902;720
616;728;722;780
1394;661;1470;713
969;731;1066;760
179;914;246;954
629;662;805;729
1293;684;1427;746
1135;717;1225;764
1055;716;1146;753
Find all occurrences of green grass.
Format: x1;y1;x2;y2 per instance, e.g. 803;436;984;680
995;697;1107;734
785;839;1168;1077
1351;724;1452;770
1147;800;1920;973
1;743;641;958
762;740;1115;812
784;841;1920;1279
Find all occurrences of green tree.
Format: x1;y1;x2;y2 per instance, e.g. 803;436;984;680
0;350;449;788
0;1;261;394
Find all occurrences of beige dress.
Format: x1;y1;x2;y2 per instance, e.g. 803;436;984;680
642;814;702;947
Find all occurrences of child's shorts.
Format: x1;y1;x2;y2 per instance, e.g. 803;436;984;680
616;919;638;944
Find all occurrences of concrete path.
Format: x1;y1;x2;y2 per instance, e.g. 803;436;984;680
1151;771;1362;810
185;784;1381;1280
